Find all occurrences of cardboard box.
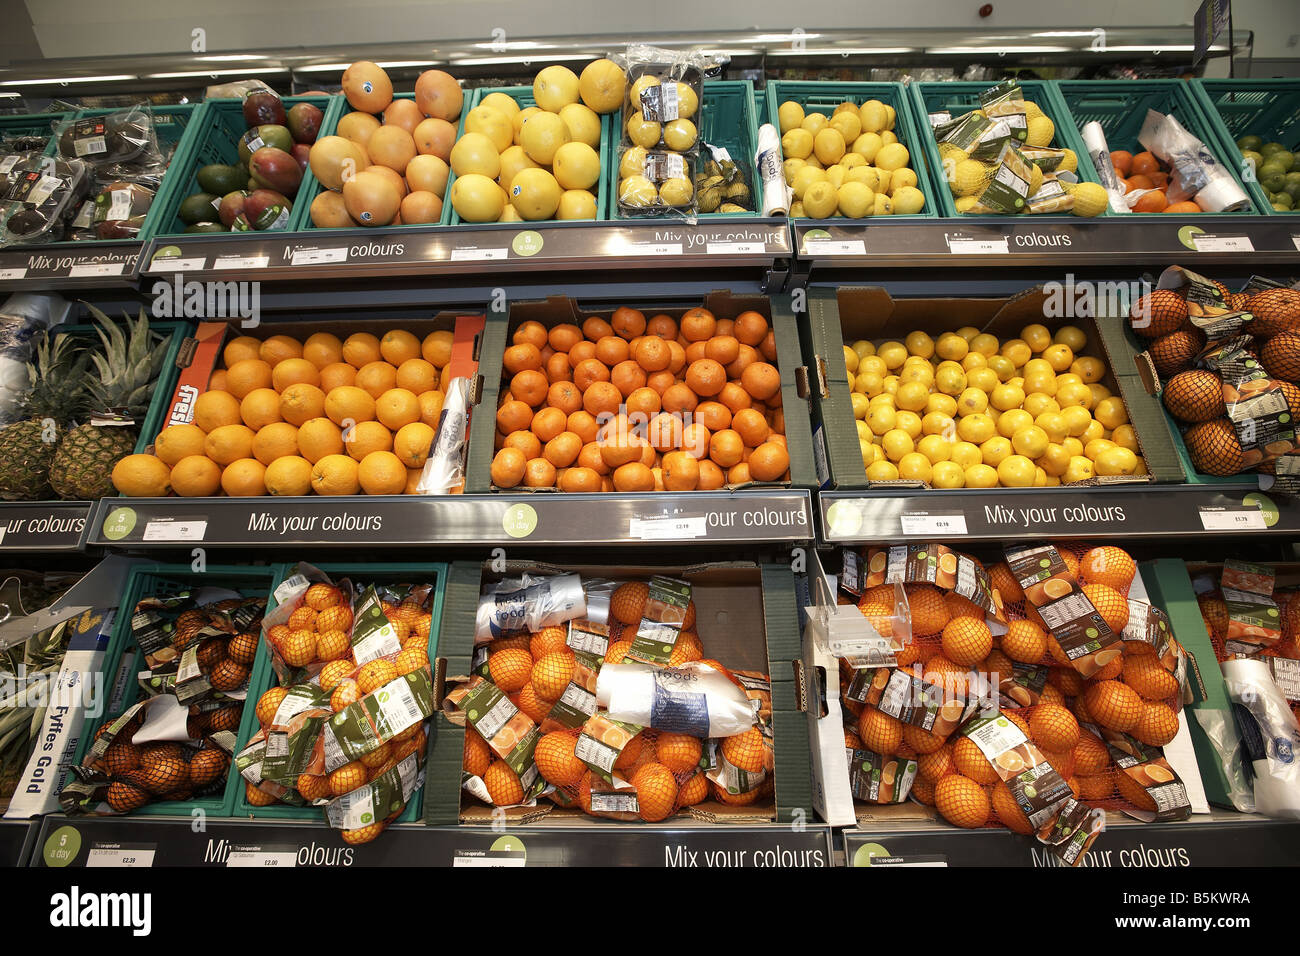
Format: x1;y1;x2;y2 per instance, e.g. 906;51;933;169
804;285;1181;489
424;559;813;827
463;291;817;493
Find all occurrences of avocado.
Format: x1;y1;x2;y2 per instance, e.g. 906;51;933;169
196;163;248;196
184;222;227;233
179;192;222;225
237;124;293;166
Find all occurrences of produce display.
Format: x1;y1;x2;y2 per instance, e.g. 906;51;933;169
924;82;1100;217
0;308;170;501
452;573;774;822
844;322;1141;487
1134;266;1300;483
113;326;457;497
489;305;791;491
838;542;1191;855
1108;147;1218;213
181;91;321;232
776;96;926;218
1231;136;1300;212
448;60;623;223
308;62;461;227
237;569;435;843
62;587;265;815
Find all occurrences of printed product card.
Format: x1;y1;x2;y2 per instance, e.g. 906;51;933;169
846;747;917;804
628;576;692;665
454;677;540;777
322;670;435;771
863;543;1004;620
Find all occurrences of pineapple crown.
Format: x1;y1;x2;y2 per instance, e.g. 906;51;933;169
80;304;170;418
21;330;93;423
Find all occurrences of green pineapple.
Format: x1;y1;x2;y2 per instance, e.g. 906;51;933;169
0;333;90;500
48;307;169;501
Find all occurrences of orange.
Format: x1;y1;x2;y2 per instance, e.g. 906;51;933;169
633;336;671;373
169;455;221;497
941;616;993;666
311;454;360;496
1082;583;1129;633
319;362;357;392
584;317;615;341
345;420;394;460
990;781;1034;834
488;647;533;692
532;649;576;699
296;418;344;463
356;659;398;694
277;383;326;427
379;329;421;366
192;390;242;432
921;654;971;698
1132;702;1178;747
1078;546;1136;594
559;467;602;492
239;388;282;430
511;370;549;407
422;330;455;367
530;406;567;443
330;679;360;712
907;584;951;637
612;461;654;491
1049;667;1085;698
678;772;709;806
734;310;769;346
951;735;999;784
989;562;1023;603
535;731;585;787
355;361;398;399
685;359;726;397
935;773;990;828
1084;680;1144;732
497;400;534;435
316;629;351;660
611;582;649;624
662;451;699;490
462;728;492;776
325;386;376;426
528;627;568;659
549;324;583;353
1001;619;1048;664
153;423;207;466
491;447;527;487
259;335;303;366
611;306;646;339
573;357;612;392
375;388;421;430
220;458;267;497
418;390;445;427
358;450;407;495
902;723;948;755
503;343;542;375
857;706;903;755
741;362;781;400
1122;655;1178;702
657;733;703;773
225;359;274;399
303;332;344;369
513;683;551;723
544;431;582;468
708;429;744;468
342;332;383;368
1130;151;1159;177
732;407;770;447
392;421;436;468
595;335;631;366
1093;654;1124;681
1073;729;1111;776
1029;702;1079;751
749;442;789;482
1164;201;1202;214
484;761;525;806
917;742;955;782
632;763;678;822
680;308;716;342
1132;189;1167;213
272;358;321;392
721;727;766;773
204;423;255;466
223;335;262;367
264;455;313;496
715;382;750;415
1110;150;1133;177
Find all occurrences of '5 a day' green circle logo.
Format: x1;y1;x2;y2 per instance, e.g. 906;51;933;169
512;231;544;257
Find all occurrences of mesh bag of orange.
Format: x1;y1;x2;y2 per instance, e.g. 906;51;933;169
238;568;436;843
452;575;774;821
61;593;265;815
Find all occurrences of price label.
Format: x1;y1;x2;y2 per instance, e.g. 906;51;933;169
226;846;298;867
1292;236;1300;252
151;257;206;272
1190;234;1254;253
450;248;508;261
626;242;683;256
948;237;1009;255
856;854;948;867
804;238;866;255
899;512;968;536
86;844;155;867
0;268;27;281
291;246;348;266
706;241;766;254
453;849;527;867
1198;507;1266;531
68;261;126;278
212;255;269;270
142;519;207;541
629;515;707;539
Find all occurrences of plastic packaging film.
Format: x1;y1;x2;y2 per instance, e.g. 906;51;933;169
755;123;789;216
1221;658;1300;819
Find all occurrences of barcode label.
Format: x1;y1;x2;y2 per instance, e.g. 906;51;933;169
291;247;347;266
629;516;706;539
68;261;126;278
376;678;424;735
450;248;507;261
213;255;269;270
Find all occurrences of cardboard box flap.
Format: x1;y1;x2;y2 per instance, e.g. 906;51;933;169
989;285;1053;327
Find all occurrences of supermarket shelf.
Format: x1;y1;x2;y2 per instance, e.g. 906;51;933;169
0;242;142;290
139;218;793;287
31;815;834;867
793;216;1300;274
0;501;91;552
844;809;1300;867
819;483;1300;544
0;820;38;867
84;489;816;548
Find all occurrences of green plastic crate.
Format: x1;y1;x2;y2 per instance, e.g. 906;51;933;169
149;94;342;240
909;80;1102;219
230;561;448;822
1;111;72;156
453;85;612;226
1191;78;1300;215
70;562;285;818
1056;79;1261;215
766;80;940;220
50;318;188;462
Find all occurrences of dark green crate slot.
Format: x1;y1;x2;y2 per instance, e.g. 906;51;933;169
1;111;72;156
1191;78;1300;216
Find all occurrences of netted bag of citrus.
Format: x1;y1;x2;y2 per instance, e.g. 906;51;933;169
491;307;790;491
777;97;924;218
444;60;624;224
844;322;1140;487
118;328;454;499
308;62;465;228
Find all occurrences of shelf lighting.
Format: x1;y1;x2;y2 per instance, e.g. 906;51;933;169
0;74;138;85
770;47;917;55
450;53;590;65
927;45;1072;54
147;68;288;78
